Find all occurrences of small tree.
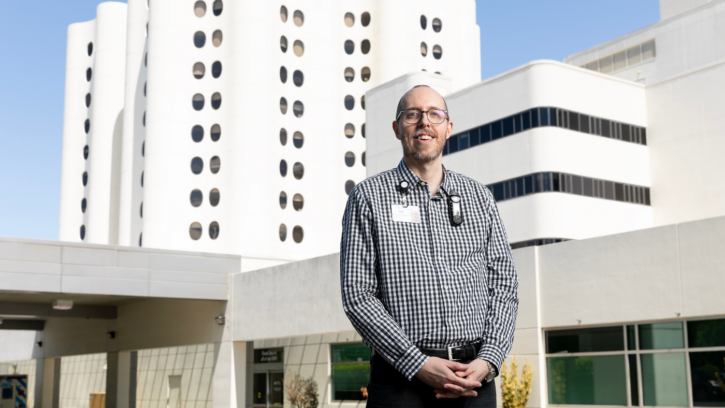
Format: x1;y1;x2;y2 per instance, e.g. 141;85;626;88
284;373;319;408
501;355;533;408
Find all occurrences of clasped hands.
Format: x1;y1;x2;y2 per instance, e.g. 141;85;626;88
415;357;489;399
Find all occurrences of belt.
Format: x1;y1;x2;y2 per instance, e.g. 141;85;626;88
419;342;481;361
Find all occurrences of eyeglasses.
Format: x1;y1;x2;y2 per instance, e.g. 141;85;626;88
397;109;448;125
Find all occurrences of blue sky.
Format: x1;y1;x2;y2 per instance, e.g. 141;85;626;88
0;0;660;241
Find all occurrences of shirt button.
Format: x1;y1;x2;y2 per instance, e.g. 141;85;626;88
434;228;438;232
448;318;452;323
444;285;448;290
438;256;442;261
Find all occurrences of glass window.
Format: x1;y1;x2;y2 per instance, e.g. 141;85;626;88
210;124;221;141
420;42;428;57
514;114;522;133
292;162;304;179
192;94;204;110
292;226;303;243
361;67;371;82
448;135;458;153
280;36;287;53
432;45;442;59
547;355;627;405
516;177;524;196
210;156;221;174
85;119;90;134
209;221;219;240
211;92;222;109
583;177;593;197
293;131;304;148
552;173;561;192
469;127;480;147
627;325;636;350
253;372;266;404
581;114;590;133
522;110;531;130
361;12;370;27
292;101;305;118
292;194;303;211
211;61;222;78
601;119;611;137
524;176;533;195
209;188;220;206
331;344;370;401
87;67;92;82
293;40;304;57
628;354;640;406
212;0;222;16
344;40;354;55
641;128;647;145
88;42;93;56
458;132;469;150
279;191;287;209
547;326;625;354
279;160;287;177
84;145;89;160
280;5;287;22
80;225;86;240
293;10;304;27
193;62;205;79
345;180;355;195
622;125;631;142
572;175;582;195
279;66;287;83
361;40;370;55
194;31;206;48
432;18;442;32
191;125;203;142
688;318;725;348
641;353;688;407
531;109;539;128
344;67;355;82
81;198;87;213
189;222;202;240
493;184;503;201
345;152;355;167
190;189;203;207
279;224;287;241
569;112;580;131
491;120;502;140
503;116;514;136
344;12;354;27
420;15;427;30
344;123;355;139
689;350;725;406
539;108;548;126
480;124;491;143
639;322;685;350
280;97;288;114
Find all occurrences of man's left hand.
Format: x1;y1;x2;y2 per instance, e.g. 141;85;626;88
433;359;490;398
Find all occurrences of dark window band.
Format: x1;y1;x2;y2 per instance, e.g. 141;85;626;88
510;238;570;250
487;172;651;206
443;107;647;156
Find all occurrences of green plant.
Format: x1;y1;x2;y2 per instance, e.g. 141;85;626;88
501;355;533;408
284;373;319;408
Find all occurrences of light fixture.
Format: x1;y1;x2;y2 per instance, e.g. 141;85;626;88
37;341;43;347
214;315;225;325
52;300;74;310
0;318;3;325
107;331;116;339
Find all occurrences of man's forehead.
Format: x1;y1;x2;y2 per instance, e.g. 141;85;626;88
401;87;445;108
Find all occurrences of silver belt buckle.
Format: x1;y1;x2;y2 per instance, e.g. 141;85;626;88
447;346;459;361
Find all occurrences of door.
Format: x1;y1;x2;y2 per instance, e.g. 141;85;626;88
270;372;284;406
253;371;285;407
168;375;182;408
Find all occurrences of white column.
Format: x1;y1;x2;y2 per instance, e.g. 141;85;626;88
213;341;251;408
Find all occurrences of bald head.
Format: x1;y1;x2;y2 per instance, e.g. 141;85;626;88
395;85;449;124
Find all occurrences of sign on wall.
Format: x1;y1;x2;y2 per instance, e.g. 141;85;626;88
254;348;284;364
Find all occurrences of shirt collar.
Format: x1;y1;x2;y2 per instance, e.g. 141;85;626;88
396;159;455;196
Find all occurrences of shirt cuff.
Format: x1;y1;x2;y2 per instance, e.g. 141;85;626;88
477;344;504;377
394;345;429;381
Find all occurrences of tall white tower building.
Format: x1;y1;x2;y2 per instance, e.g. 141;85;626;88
59;0;481;269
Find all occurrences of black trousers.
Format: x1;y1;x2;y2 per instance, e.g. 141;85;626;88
366;354;496;408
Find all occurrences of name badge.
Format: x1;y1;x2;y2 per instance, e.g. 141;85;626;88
391;205;421;223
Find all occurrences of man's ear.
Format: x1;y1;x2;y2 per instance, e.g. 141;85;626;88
393;121;400;140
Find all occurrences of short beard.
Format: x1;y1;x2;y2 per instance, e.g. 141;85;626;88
401;127;444;164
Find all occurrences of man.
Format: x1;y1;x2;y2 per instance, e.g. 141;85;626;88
340;85;519;407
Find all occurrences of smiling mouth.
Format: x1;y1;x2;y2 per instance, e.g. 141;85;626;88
414;134;435;140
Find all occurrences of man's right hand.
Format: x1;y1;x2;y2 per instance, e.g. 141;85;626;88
414;357;482;398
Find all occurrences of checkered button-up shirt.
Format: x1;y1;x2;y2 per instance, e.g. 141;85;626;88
340;159;519;380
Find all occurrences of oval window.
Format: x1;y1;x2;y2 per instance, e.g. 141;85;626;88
210;188;220;206
189;222;202;240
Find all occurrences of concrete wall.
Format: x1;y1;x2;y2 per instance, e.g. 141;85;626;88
59;353;107;408
660;0;715;20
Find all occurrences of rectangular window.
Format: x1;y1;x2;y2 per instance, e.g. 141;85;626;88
552;173;561;191
644;188;650;205
480;124;491;143
543;173;552;191
331;343;371;401
492;121;502;140
602;119;611;137
516;177;524;196
569;112;580;132
581;114;590;133
503;116;514;136
687;318;725;348
469;127;480;147
615;183;624;201
572;175;583;195
514;114;522;133
523;110;531;130
524;176;533;195
639;322;685;350
442;140;448;156
641;353;689;407
540;108;549;126
448;135;459;154
592;118;600;135
689;350;725;406
622;125;631;142
557;109;566;128
641;128;647;145
546;326;625;354
532;108;540;127
583;177;593;197
605;181;615;200
629;354;640;406
534;173;543;193
493;183;504;201
627;325;636;350
459;132;469;150
547;355;627;405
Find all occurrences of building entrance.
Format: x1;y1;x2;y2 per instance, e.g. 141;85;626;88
253;371;284;407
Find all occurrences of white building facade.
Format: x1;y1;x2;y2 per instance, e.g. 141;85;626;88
58;0;481;271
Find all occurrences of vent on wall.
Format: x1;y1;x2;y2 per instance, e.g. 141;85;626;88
580;39;656;74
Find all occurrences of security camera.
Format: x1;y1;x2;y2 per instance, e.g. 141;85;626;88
107;331;116;339
214;315;225;325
